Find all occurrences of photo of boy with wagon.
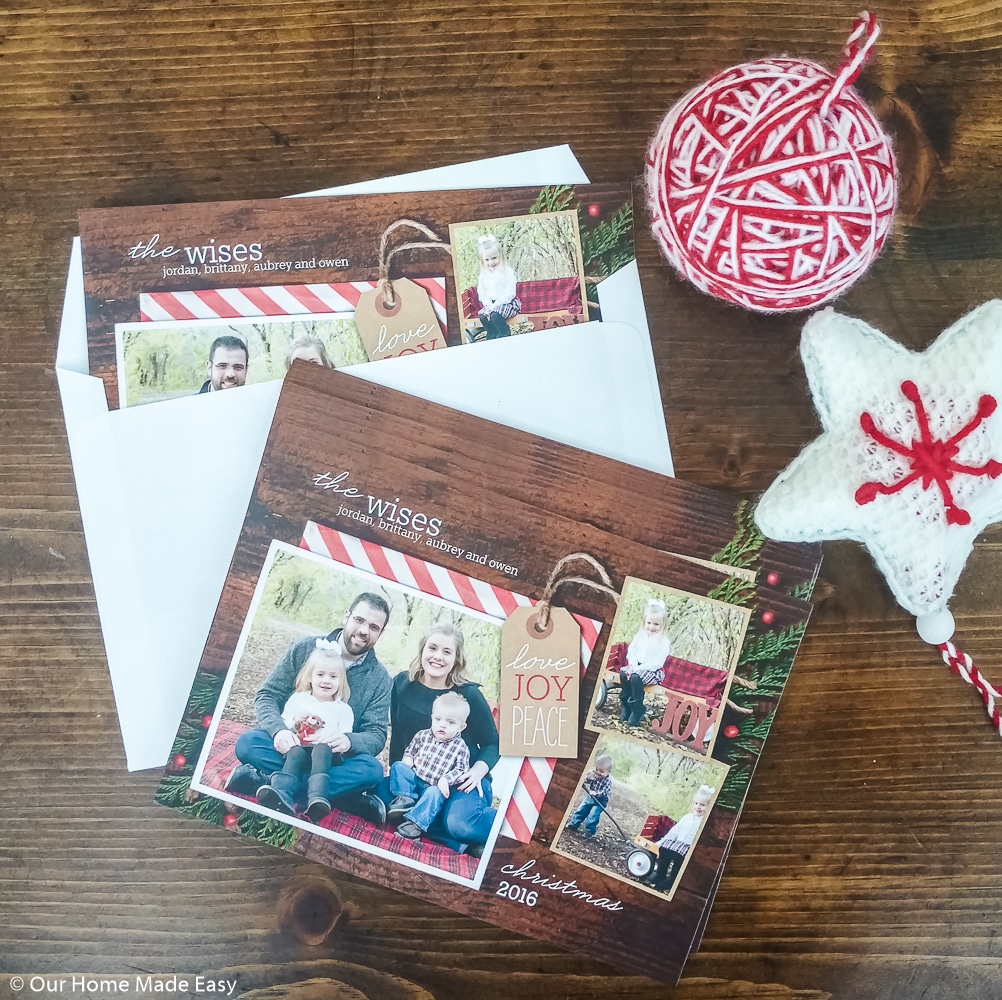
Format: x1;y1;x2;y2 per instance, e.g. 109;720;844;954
552;733;728;901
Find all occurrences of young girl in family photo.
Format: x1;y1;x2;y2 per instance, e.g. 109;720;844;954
619;598;673;726
475;234;521;340
256;638;354;823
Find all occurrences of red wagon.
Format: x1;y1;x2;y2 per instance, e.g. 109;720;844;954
626;813;676;878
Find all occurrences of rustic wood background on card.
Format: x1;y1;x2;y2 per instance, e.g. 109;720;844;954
78;184;630;407
174;365;819;985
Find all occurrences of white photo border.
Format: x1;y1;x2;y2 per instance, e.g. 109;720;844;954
191;538;518;890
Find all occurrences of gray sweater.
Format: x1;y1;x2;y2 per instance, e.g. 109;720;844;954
253;629;391;759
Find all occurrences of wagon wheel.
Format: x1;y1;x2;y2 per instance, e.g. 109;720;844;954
595;678;608;709
626;849;655;878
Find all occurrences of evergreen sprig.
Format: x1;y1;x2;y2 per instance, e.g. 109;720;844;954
238;811;301;851
707;574;756;608
729;627;804;710
155;773;228;825
716;713;777;810
169;720;206;764
737;622;807;668
529;185;576;214
791;580;816;601
718;763;753;810
729;669;789;709
713;500;766;570
725;713;775;757
155;774;192;808
580;203;635;277
187;670;224;718
186;795;226;825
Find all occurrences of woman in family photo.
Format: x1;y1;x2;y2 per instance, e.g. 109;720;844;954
375;621;500;855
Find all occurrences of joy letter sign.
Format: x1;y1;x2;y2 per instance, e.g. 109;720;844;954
499;606;580;758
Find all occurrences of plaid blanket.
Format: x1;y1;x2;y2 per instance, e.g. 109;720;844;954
661;657;728;708
462;277;583;318
606;645;728;708
204;719;477;879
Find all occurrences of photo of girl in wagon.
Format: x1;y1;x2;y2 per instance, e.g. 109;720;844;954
552;732;728;901
586;578;750;757
450;211;588;343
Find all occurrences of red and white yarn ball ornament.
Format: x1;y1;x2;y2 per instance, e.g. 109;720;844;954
646;12;896;313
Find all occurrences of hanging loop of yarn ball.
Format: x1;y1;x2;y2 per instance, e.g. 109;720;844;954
646;12;897;313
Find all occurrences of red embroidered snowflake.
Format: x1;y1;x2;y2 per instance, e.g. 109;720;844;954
854;380;1002;526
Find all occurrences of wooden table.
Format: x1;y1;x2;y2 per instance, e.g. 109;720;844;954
3;2;1002;998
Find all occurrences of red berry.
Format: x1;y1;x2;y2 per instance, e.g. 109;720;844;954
724;725;740;738
201;715;213;729
223;814;239;829
588;203;601;217
766;572;780;586
761;611;776;625
171;753;187;770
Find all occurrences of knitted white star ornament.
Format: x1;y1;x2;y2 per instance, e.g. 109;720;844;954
756;303;1002;734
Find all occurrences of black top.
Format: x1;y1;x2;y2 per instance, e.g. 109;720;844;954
389;672;501;772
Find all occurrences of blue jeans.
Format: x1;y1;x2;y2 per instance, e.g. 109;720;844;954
568;796;604;835
389;761;446;831
375;772;497;851
235;728;383;806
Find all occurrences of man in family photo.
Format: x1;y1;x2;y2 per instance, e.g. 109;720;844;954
225;592;392;825
198;334;249;393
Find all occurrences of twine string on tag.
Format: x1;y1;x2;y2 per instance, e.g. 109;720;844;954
377;218;452;308
534;553;620;632
725;674;757;715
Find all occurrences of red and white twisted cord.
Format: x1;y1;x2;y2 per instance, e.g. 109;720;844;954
938;641;1002;736
819;11;881;118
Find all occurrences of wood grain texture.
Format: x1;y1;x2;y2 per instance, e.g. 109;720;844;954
3;1;1002;998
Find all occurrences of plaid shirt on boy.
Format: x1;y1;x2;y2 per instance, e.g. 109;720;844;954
404;729;471;786
582;770;612;805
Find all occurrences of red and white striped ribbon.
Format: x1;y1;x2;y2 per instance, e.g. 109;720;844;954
938;641;1002;737
140;278;448;330
300;521;602;842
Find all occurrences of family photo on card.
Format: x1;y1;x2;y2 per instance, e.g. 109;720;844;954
192;540;521;888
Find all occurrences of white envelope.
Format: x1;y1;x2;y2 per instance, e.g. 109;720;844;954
57;146;673;771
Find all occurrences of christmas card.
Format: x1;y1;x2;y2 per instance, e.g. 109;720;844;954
68;173;673;771
156;365;821;985
77;184;640;409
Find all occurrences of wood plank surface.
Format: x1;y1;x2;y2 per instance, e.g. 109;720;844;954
3;1;1002;999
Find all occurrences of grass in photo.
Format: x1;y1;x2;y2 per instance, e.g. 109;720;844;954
552;733;728;901
585;577;750;756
